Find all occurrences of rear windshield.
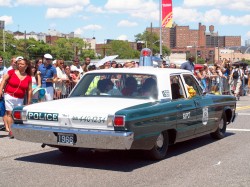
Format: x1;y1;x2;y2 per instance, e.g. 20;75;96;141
70;73;158;99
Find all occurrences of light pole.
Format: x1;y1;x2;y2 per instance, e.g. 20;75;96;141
26;44;35;58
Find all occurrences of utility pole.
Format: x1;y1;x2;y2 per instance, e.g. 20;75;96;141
0;20;5;53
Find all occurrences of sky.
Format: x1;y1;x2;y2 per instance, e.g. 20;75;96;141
1;0;250;45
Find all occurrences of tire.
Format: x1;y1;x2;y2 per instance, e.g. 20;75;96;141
210;113;227;139
146;131;169;160
58;146;79;154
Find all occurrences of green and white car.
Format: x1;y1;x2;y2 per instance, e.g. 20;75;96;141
12;66;236;160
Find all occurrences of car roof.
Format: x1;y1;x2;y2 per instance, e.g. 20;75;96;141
85;67;191;77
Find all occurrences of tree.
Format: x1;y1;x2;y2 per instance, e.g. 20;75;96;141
134;30;171;57
106;40;140;59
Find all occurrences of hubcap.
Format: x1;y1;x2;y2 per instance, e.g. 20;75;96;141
156;133;164;148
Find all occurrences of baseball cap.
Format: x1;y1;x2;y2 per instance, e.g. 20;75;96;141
44;53;53;59
16;56;24;62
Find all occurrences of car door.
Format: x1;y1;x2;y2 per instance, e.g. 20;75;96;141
182;74;215;135
170;75;198;141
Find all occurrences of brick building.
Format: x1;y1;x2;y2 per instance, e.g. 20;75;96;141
147;22;241;62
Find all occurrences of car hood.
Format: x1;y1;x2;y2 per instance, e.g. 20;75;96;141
23;97;150;130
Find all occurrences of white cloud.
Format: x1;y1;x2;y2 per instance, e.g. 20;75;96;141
173;7;203;23
0;0;12;7
15;0;90;8
0;15;13;25
82;24;102;30
74;24;102;36
46;5;83;19
117;20;138;27
104;0;158;20
86;4;105;13
117;34;128;41
174;7;250;26
74;28;83;35
183;0;250;11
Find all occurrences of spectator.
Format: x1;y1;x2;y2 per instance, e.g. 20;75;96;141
180;56;195;72
82;57;91;73
7;56;18;72
104;61;111;69
35;58;43;68
123;61;134;68
0;56;8;82
71;57;83;74
70;66;80;86
116;63;123;68
111;61;117;68
229;64;243;99
38;53;57;101
30;63;44;103
64;65;73;96
55;59;68;99
0;58;32;138
0;56;8;131
169;63;176;68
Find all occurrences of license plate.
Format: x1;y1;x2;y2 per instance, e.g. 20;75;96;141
57;133;76;145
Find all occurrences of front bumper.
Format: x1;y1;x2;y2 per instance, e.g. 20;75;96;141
12;124;134;150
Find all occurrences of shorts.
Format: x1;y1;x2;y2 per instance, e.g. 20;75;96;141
4;93;24;111
44;86;54;101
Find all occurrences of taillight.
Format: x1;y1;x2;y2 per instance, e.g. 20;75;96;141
114;115;125;127
13;111;21;119
12;110;27;121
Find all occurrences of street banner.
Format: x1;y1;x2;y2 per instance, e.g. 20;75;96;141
0;20;5;29
161;0;173;28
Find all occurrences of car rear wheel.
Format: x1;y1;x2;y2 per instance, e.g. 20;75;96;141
58;146;79;154
210;113;227;139
147;131;169;160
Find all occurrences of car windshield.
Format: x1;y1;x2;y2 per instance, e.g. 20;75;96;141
70;73;158;99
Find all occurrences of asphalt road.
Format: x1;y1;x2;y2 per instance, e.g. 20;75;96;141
1;96;250;187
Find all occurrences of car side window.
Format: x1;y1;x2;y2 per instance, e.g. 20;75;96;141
170;75;186;100
183;74;202;97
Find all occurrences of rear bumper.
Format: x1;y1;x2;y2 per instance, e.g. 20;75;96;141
12;124;134;150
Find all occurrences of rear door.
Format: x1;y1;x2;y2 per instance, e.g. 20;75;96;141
182;74;215;135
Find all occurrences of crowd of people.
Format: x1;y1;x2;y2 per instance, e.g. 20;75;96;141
0;54;249;138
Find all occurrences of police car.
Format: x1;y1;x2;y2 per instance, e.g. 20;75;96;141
11;48;237;160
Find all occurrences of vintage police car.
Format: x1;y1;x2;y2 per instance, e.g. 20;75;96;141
12;49;236;160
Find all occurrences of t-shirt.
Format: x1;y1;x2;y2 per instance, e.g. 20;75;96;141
38;64;57;87
0;66;7;82
5;69;32;99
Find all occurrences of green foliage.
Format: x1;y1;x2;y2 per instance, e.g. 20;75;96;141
106;40;140;59
134;30;171;57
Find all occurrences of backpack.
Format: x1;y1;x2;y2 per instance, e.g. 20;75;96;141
232;70;239;79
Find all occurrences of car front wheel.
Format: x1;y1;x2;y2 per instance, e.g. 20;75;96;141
210;113;227;139
147;131;169;160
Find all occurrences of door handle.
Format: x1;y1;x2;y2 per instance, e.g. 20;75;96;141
194;101;200;107
176;104;182;109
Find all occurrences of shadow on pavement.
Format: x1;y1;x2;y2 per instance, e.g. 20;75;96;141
15;132;235;172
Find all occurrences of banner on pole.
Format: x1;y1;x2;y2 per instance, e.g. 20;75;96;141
161;0;173;28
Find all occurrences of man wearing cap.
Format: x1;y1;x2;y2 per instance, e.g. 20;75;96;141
71;57;83;74
38;53;57;101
